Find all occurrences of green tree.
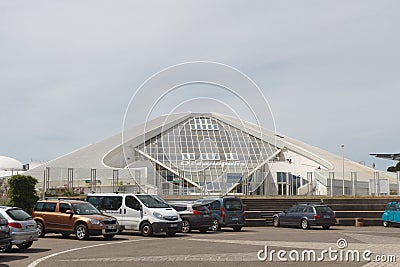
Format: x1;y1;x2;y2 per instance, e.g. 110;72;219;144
7;174;39;213
387;162;400;172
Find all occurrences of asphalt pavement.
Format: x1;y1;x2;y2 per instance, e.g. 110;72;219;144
1;226;400;267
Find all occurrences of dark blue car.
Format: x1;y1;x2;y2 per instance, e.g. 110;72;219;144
273;203;336;230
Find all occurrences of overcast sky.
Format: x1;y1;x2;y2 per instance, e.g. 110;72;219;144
1;1;399;171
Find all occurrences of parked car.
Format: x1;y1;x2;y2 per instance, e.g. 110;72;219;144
0;213;11;251
198;197;245;231
0;206;38;251
169;201;212;233
87;193;182;237
382;201;400;227
273;203;336;230
32;198;118;240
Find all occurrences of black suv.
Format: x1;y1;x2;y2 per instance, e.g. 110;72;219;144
273;203;336;230
169;202;212;233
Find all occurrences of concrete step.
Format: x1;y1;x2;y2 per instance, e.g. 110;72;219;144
245;219;268;227
334;211;383;218
327;204;385;211
336;218;382;226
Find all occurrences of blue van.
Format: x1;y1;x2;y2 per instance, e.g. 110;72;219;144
198;197;245;231
382;201;400;227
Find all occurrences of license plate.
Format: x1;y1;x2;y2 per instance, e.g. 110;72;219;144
170;224;178;228
232;217;238;221
26;225;35;230
106;225;116;229
323;215;331;219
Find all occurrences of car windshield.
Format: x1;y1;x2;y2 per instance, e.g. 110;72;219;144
224;199;242;211
137;195;170;208
315;206;333;214
71;203;101;215
6;208;32;221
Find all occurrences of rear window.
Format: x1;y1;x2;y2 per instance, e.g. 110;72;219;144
224;199;242;211
315;206;333;214
35;202;56;212
193;205;209;212
7;208;32;221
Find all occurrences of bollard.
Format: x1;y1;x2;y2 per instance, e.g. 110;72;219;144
355;218;364;227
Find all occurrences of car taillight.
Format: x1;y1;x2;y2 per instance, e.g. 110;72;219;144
221;207;225;218
333;215;336;219
313;215;320;219
192;210;201;216
8;222;22;228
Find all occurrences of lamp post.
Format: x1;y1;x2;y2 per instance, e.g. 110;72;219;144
341;144;345;195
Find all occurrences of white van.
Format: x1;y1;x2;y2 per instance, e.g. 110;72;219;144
86;193;182;237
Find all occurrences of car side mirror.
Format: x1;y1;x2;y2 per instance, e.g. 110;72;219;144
66;209;74;215
283;210;287;213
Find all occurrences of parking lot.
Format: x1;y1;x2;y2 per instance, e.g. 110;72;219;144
2;226;400;267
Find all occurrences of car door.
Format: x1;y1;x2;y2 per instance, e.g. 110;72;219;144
394;203;400;223
57;203;74;231
291;206;305;226
42;202;58;229
280;206;297;225
122;195;142;230
387;203;396;222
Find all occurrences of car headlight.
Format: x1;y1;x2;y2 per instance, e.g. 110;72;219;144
153;212;163;220
90;219;100;225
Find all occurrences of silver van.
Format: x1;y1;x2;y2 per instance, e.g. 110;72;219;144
87;193;182;237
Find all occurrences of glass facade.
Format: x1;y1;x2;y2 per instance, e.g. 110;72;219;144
134;116;277;194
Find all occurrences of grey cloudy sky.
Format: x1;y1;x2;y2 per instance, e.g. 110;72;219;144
1;1;399;171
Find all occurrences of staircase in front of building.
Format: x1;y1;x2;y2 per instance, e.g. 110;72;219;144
243;197;396;227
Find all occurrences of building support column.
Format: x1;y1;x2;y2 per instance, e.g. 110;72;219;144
112;169;119;193
397;171;400;196
351;172;357;197
90;168;97;193
329;172;335;196
307;172;313;196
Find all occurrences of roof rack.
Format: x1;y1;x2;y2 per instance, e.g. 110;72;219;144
297;202;324;205
44;197;82;201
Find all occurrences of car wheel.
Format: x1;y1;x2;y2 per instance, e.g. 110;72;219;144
211;219;220;231
301;219;310;230
322;225;331;230
199;228;208;233
166;231;176;237
273;217;280;227
181;220;191;233
140;222;153;237
383;221;389;227
103;234;115;240
232;226;242;232
75;224;89;240
0;242;12;252
16;241;33;250
36;221;45;238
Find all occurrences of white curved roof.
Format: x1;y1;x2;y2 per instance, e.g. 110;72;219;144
0;156;23;171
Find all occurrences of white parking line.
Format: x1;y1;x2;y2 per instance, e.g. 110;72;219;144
56;253;258;262
27;239;151;267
